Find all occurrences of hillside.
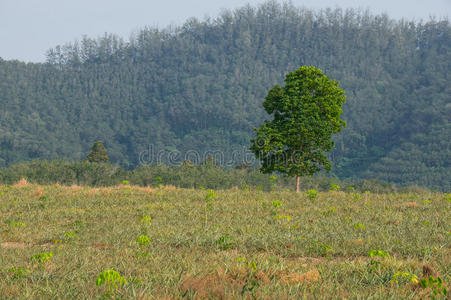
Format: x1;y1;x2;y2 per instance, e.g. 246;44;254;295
0;2;450;190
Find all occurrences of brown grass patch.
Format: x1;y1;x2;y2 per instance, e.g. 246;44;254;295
34;187;44;197
347;239;365;245
288;256;324;264
0;242;29;249
91;243;113;249
69;184;84;190
422;264;438;278
181;270;229;299
395;202;419;208
280;269;322;285
181;267;271;298
13;178;29;187
134;185;153;193
88;189;99;196
163;185;177;191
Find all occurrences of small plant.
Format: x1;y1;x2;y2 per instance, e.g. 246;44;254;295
271;200;282;208
420;276;448;298
53;239;63;247
269;175;278;191
8;267;31;280
31;252;53;263
216;235;235;250
367;250;391;272
39;195;49;201
140;215;152;236
354;223;366;231
444;193;451;202
390;271;419;285
13;222;26;227
204;189;216;227
237;257;260;296
96;269;127;297
122;180;129;185
136;235;151;247
140;215;152;227
330;184;340;192
310;241;334;256
276;215;291;221
306;189;318;202
352;193;361;201
63;231;76;242
422;221;431;227
155;176;163;188
241;184;250;191
322;206;336;216
368;249;390;260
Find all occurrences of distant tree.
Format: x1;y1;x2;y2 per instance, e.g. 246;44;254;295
250;66;346;192
86;140;109;163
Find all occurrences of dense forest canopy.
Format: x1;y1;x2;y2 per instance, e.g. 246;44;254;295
0;2;449;190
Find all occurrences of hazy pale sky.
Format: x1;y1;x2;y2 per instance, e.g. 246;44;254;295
1;0;450;62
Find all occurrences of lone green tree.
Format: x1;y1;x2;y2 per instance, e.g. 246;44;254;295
250;66;346;192
86;140;110;163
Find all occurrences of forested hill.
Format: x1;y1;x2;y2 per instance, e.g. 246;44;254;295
0;2;450;190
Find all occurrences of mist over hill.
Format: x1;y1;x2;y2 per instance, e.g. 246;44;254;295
0;2;449;190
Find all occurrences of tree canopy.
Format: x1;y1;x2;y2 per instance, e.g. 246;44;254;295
250;66;346;191
86;140;109;163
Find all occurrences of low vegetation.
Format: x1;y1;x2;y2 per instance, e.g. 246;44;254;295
0;159;429;193
0;182;449;298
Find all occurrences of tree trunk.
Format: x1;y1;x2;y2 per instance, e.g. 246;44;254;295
296;175;300;193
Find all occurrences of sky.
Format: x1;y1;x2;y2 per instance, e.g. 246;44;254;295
1;0;450;62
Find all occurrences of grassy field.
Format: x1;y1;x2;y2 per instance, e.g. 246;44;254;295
0;182;449;299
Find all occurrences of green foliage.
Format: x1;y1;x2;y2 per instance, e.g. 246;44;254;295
322;206;336;216
250;66;346;187
0;3;449;190
86;141;109;163
306;189;319;202
140;216;152;227
270;200;282;208
96;269;127;297
8;267;31;280
204;189;217;227
354;223;366;231
136;235;151;247
63;231;76;242
352;193;361;201
390;272;419;285
420;276;448;298
330;184;341;192
216;234;235;250
31;252;53;263
368;250;390;260
0;159;432;193
39;195;49;201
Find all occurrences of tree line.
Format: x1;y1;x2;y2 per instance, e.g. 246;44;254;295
0;1;449;190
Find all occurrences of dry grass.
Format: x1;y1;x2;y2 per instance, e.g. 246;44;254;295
12;178;29;187
280;269;322;285
0;184;449;298
0;242;28;249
